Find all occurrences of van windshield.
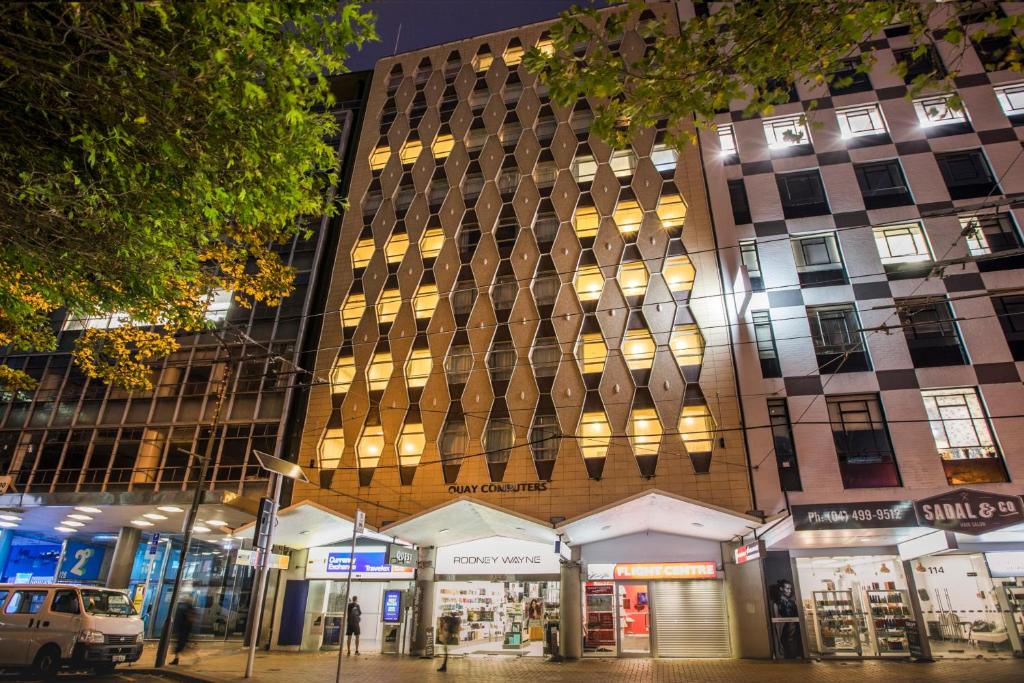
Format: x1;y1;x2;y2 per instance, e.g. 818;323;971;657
81;590;136;616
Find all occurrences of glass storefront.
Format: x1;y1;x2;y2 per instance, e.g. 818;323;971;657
912;553;1014;658
0;534;63;583
433;580;559;656
796;555;912;657
582;563;731;658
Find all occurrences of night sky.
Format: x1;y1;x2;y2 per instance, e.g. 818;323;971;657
346;0;598;72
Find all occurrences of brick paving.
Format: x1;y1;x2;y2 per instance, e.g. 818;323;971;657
120;642;1024;683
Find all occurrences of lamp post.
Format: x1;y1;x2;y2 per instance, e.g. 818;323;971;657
244;449;310;679
154;352;233;668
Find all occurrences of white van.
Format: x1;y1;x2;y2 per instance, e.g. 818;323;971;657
0;584;144;677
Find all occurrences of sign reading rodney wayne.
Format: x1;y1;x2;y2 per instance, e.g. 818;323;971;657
435;537;561;575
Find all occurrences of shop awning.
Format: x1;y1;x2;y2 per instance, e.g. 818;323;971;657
233;499;393;550
380;498;557;547
557;489;761;545
0;490;254;542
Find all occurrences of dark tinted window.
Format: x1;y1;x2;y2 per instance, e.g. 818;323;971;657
829;57;872;95
728;179;752;224
894;45;945;83
827;394;901;488
776;170;829;218
935;150;999;199
768;398;801;491
896;298;966;367
854;160;913;209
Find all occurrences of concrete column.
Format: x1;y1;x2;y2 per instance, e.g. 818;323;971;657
559;546;582;660
133;428;166;484
410;546;435;657
106;526;142;589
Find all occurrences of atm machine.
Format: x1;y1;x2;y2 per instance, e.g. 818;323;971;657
380;589;405;654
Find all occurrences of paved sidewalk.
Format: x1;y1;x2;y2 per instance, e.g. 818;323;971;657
125;642;1024;683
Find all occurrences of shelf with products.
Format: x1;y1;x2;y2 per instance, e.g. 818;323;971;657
812;590;861;655
865;589;911;656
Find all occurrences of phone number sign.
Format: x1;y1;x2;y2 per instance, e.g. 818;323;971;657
792;501;916;531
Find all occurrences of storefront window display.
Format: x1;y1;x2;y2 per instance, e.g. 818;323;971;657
583;561;730;658
912;554;1014;657
1;534;62;583
434;580;559;656
986;552;1024;656
795;556;912;657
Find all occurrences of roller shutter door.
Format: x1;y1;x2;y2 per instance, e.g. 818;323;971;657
652;580;730;657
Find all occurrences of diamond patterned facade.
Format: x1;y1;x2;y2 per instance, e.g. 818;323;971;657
297;6;752;525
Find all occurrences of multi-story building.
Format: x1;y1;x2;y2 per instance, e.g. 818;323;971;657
280;1;765;661
699;0;1024;661
0;73;369;639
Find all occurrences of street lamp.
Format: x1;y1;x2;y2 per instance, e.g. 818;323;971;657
244;449;310;679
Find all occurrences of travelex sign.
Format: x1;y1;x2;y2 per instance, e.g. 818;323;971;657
306;545;415;580
435;537;561;575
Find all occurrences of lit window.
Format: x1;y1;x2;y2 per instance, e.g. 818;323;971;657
628;408;662;453
474;51;493;72
872;223;931;264
367;352;392;391
679;404;715;455
960;213;1023;256
574;205;600;238
536;37;555;56
718;125;737;155
995;83;1024;117
651;143;679;172
914;94;967;127
836;103;888;138
318;429;344;471
398;421;425;467
609;149;637;178
420;227;445;259
377;288;402;324
656;194;686;229
670;324;704;367
369;145;390;171
572;154;598;183
574;264;604;302
352;236;375;269
577;332;607;374
619;261;649;298
763;114;810;148
622;327;656;370
504;42;524;66
579;411;611;459
432;133;455;159
614;199;643;235
331;355;356;394
405;347;432;388
663;255;695;293
922;389;995;461
341;292;366;328
357;424;384;470
385;232;408;263
414;283;438;319
399;138;422;165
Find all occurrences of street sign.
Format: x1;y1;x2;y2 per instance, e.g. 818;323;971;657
254;497;276;550
915;488;1024;535
354;509;365;534
147;533;161;556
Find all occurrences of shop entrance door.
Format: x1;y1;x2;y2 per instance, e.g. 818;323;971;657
616;582;651;656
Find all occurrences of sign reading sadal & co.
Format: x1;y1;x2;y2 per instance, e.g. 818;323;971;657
914;489;1024;535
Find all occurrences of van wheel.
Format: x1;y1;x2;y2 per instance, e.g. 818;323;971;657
32;645;61;680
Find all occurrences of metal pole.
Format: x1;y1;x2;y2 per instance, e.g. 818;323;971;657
334;517;360;683
155;352;232;668
245;472;282;678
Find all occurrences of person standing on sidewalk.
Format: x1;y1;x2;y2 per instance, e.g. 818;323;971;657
345;596;362;655
170;597;197;666
437;611;461;673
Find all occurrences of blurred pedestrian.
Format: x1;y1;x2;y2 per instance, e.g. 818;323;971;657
437;610;461;673
170;597;197;666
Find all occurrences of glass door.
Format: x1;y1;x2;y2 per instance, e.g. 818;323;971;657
617;582;651;655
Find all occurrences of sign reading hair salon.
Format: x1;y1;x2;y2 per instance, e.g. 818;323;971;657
435;537;561;575
915;489;1024;535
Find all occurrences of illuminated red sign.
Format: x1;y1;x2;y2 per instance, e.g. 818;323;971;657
612;562;717;580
